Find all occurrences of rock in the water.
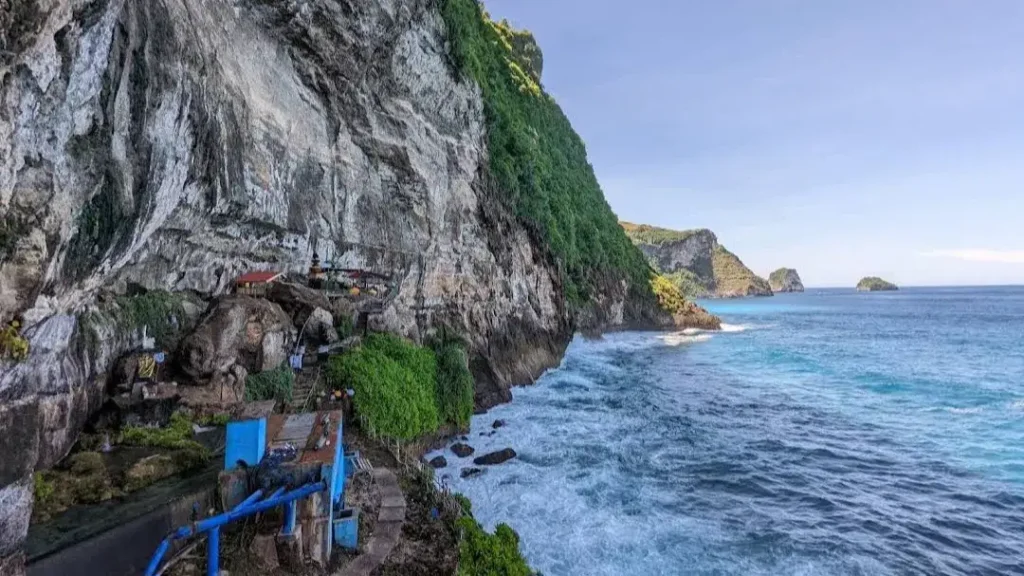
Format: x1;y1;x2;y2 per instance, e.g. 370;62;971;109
428;456;448;469
856;277;898;291
473;448;517;466
451;443;475;458
492;419;506;429
179;296;295;379
460;467;485;479
768;268;804;293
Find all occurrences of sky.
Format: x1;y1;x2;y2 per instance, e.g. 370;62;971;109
483;0;1024;287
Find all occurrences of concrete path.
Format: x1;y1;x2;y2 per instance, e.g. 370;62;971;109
335;468;406;576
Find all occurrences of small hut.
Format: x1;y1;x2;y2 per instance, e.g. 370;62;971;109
235;271;282;297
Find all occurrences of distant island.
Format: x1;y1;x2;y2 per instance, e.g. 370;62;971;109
620;222;773;298
768;268;804;293
856;277;898;291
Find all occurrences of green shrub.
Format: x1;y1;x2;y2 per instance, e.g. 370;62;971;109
457;517;534;576
336;314;354;340
119;412;206;452
197;413;231;427
454;493;473;517
435;343;474;430
327;334;439;440
33;472;54;506
245;364;295;403
114;291;187;349
441;0;655;313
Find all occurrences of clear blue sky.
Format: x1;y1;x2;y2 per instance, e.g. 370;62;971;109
484;0;1024;287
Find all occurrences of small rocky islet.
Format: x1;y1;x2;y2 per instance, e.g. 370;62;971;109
856;277;899;291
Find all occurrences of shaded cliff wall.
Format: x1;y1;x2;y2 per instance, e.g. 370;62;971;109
0;0;581;560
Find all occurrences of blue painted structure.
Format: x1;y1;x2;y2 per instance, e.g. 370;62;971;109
144;482;327;576
147;406;359;574
224;417;266;470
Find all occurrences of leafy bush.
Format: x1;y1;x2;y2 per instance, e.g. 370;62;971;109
336;314;354;340
327;334;439;440
441;0;654;312
33;472;54;506
435;343;474;430
457;517;534;576
245;364;295;403
114;291;187;348
119;412;206;452
0;321;29;361
650;274;688;316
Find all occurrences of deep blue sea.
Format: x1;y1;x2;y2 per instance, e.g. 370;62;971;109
429;287;1024;575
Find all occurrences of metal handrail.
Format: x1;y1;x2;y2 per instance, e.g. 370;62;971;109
144;481;327;576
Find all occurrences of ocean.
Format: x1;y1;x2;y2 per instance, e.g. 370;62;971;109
427;286;1024;575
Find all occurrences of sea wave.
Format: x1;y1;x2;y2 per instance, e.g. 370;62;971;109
659;333;713;346
720;323;747;332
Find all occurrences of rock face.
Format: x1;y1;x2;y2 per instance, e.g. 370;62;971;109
622;223;773;298
856;277;898;291
768;268;804;293
0;0;658;565
179;295;295;379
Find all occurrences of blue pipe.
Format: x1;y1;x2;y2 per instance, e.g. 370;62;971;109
144;481;326;576
283;501;297;536
206;528;220;576
234;489;264;511
145;539;171;576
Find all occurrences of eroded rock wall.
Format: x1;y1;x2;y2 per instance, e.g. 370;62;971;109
0;0;571;561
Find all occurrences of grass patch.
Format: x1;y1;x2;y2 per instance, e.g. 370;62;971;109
441;0;655;313
245;364;295;403
620;221;703;245
327;333;476;440
328;334;439;441
434;341;474;430
119;412;206;452
457;517;534;576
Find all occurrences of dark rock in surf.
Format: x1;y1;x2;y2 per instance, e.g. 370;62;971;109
473;448;517;466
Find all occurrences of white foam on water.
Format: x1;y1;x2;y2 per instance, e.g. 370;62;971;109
720;323;747;333
659;332;713;346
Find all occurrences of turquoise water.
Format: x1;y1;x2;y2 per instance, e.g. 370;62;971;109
430;287;1024;575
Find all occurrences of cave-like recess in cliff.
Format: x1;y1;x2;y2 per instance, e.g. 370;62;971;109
441;0;655;313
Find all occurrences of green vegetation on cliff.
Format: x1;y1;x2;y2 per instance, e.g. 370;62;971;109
620;221;701;245
327;334;475;440
712;245;773;296
856;276;898;291
245;364;295;403
441;1;653;312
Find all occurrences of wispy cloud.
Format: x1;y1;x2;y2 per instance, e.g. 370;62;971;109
922;249;1024;264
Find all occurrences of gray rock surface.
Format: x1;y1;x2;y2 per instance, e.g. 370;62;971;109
0;1;578;564
768;268;805;293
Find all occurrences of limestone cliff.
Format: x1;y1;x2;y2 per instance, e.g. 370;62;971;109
621;222;773;298
768;267;804;293
0;0;684;562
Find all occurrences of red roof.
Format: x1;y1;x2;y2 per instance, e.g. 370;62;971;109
236;271;282;284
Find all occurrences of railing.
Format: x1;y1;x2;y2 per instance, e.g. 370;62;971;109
144;481;327;576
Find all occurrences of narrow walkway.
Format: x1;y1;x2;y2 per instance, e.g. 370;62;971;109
335;468;406;576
